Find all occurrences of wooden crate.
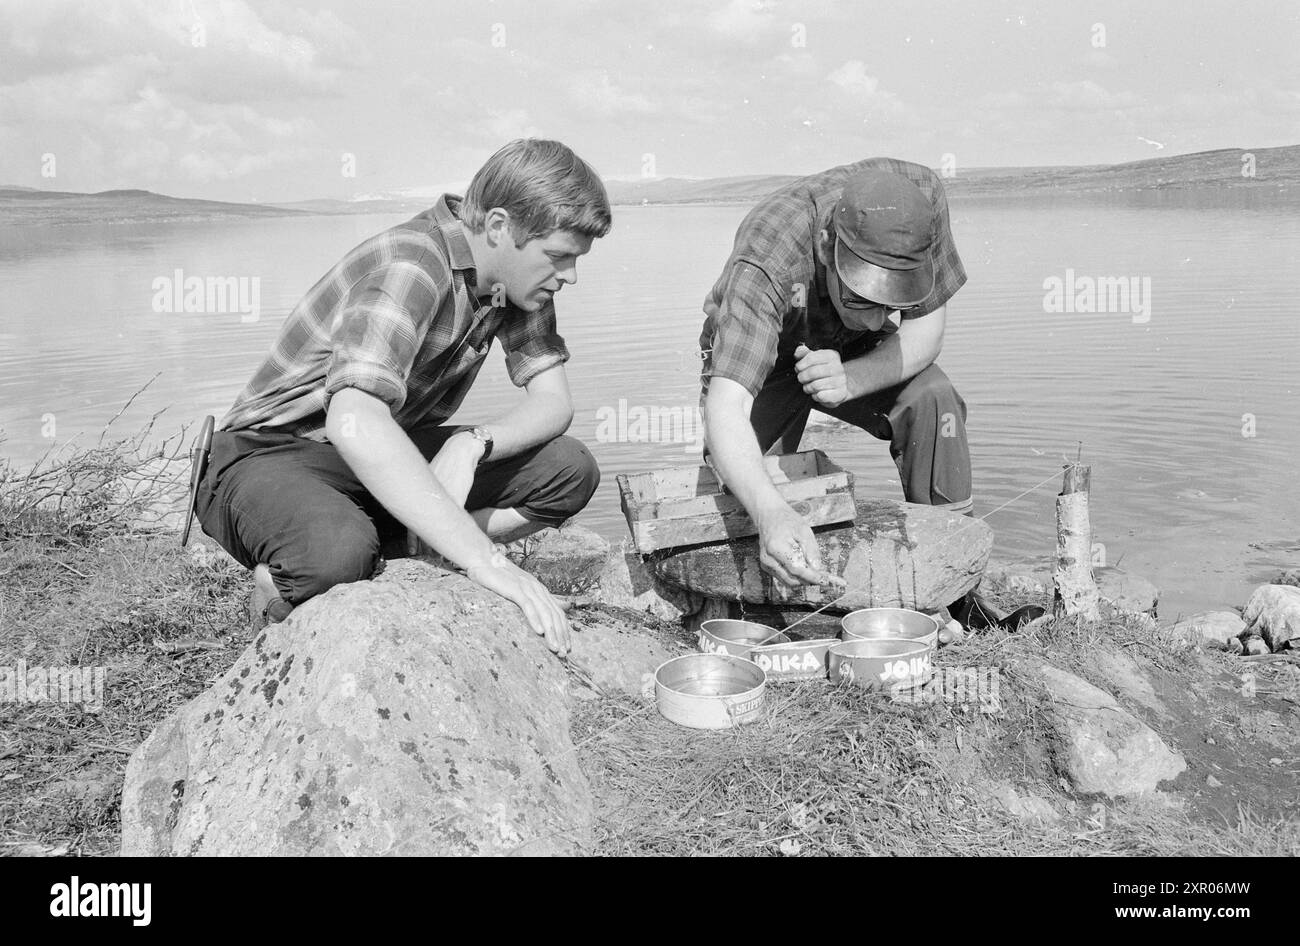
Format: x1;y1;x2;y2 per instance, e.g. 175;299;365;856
617;449;855;554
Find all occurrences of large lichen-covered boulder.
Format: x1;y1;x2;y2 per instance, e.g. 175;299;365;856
120;560;597;856
652;498;993;612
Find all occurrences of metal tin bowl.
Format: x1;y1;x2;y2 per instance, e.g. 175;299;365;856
699;619;790;657
828;638;934;691
655;653;767;729
841;607;941;649
748;637;837;682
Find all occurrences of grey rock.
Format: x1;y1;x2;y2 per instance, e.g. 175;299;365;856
992;783;1060;821
1273;568;1300;588
511;525;610;595
1242;584;1300;651
595;540;700;622
1170;611;1247;648
653;498;992;612
1243;637;1269;656
1095;566;1160;616
121;559;595;856
1032;661;1186;797
981;561;1051;598
565;614;681;698
1090;648;1165;715
1205;774;1223;788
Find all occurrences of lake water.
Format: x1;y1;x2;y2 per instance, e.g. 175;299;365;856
1;195;1297;618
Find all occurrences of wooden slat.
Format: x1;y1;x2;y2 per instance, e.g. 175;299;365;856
616;450;857;554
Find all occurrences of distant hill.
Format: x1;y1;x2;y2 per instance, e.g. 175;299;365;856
605;146;1300;205
268;197;433;215
0;187;312;226
4;145;1295;225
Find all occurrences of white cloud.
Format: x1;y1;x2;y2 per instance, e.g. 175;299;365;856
707;0;777;45
1048;80;1141;111
570;71;659;118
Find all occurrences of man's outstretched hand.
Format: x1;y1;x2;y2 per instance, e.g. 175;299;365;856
754;501;833;591
466;550;571;656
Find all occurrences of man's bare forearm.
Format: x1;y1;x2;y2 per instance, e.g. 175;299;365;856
325;388;496;568
479;389;573;460
703;380;786;521
843;308;945;399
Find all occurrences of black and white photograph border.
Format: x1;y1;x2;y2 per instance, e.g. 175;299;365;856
0;0;1297;869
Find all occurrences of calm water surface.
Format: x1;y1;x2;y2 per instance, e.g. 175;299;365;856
1;196;1297;617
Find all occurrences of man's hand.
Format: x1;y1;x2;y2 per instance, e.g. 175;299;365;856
466;549;572;655
428;430;483;508
794;344;851;407
754;501;829;590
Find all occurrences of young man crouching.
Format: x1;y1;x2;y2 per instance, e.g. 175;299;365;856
196;139;611;655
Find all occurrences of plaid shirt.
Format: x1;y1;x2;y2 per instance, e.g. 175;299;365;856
699;157;966;398
219;195;568;438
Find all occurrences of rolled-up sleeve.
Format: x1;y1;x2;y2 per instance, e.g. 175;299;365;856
323;261;439;413
499;299;570;387
702;260;785;397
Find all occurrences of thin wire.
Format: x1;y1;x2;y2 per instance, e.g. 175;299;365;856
777;466;1069;636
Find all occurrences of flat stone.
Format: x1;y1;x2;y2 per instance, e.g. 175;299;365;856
121;560;597;856
1171;611;1246;648
1031;661;1185;798
653;498;993;613
1242;584;1300;651
1095;566;1160;616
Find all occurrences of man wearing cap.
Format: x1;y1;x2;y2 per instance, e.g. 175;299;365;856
699;157;969;589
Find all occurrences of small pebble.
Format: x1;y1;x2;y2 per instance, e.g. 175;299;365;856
1244;638;1269;656
1226;637;1244;655
1205;774;1222;788
1205;735;1217;745
1270;758;1283;766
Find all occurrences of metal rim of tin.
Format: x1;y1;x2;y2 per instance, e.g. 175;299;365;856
655;652;767;700
699;618;791;654
829;638;933;660
654;653;767;729
840;607;941;644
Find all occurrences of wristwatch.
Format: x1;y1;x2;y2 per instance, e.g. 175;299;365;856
464;425;493;464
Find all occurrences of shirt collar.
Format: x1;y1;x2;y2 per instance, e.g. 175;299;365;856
432;194;479;276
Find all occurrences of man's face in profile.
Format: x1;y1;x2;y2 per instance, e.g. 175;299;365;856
817;228;894;332
499;228;593;312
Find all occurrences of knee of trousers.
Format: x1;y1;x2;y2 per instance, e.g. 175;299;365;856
892;366;966;423
284;516;381;603
518;436;601;524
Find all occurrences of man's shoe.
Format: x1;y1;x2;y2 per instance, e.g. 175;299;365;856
947;589;1045;633
248;563;294;635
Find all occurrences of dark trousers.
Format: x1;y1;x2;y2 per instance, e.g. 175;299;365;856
196;426;600;606
750;363;972;511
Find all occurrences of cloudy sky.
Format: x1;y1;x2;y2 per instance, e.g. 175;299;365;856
1;0;1296;202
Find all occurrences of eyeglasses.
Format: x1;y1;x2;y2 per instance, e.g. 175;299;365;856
833;237;920;313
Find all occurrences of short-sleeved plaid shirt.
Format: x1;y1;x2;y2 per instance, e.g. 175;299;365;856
699;157;966;399
219;194;569;438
